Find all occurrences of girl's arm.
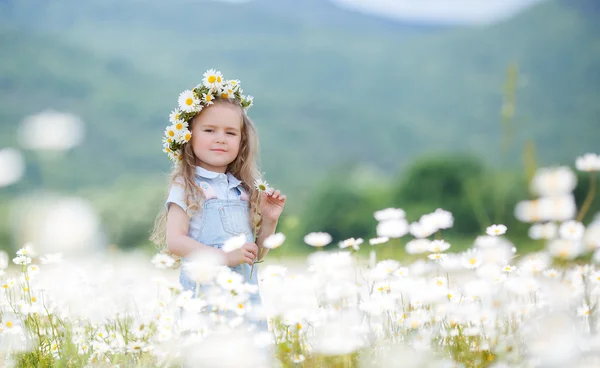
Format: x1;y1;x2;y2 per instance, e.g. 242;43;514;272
166;204;258;266
166;204;223;258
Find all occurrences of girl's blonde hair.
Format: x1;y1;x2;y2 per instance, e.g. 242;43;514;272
150;99;262;251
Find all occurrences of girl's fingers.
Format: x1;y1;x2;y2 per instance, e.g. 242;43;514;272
273;189;281;198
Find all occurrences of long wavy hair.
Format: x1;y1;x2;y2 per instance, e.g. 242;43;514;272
150;99;262;252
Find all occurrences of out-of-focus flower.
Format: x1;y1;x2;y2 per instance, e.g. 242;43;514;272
304;232;332;247
376;218;408;238
559;220;585;240
462;249;482;269
263;233;286;249
575;153;600;172
406;239;431;254
369;237;389;245
339;237;363;251
515;195;576;223
486;224;507;236
19;110;84;151
151;253;176;269
547;239;583;260
0;148;25;187
374;208;405;221
528;222;558;240
222;233;246;253
530;166;577;197
428;240;450;253
583;222;600;251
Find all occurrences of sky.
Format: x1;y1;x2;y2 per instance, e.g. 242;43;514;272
329;0;548;25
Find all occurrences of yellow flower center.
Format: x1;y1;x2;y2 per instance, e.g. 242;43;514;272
6;321;13;328
175;123;183;130
221;93;229;99
208;75;217;83
206;94;213;101
436;280;444;286
259;184;266;191
2;284;8;289
238;303;244;309
469;258;477;265
217;76;222;83
296;323;302;330
168;130;175;137
31;297;37;302
175;113;180;120
184;133;191;141
585;310;590;315
185;97;194;106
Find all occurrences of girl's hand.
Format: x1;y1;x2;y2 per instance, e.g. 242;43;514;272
260;189;286;223
225;242;259;267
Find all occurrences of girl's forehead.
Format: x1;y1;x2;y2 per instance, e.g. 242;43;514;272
195;104;243;128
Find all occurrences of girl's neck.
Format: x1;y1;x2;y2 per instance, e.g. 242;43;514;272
195;161;227;174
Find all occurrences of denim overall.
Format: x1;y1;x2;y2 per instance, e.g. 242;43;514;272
178;180;261;305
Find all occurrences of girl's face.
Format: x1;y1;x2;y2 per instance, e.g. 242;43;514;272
190;102;242;173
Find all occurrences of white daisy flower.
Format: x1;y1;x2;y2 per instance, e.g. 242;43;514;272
172;120;188;132
13;255;31;265
502;265;517;273
178;90;199;113
179;129;192;144
220;84;235;99
462;249;482;269
486;224;507;236
429;239;451;253
202;92;215;106
406;239;431;254
263;233;286;249
559;220;585;240
304;232;332;247
575;153;600;172
374;208;406;221
428;253;447;262
339;237;363;251
202;69;224;90
169;110;183;124
228;79;241;91
369;237;389;245
243;95;254;108
222;233;247;253
254;179;272;193
376;218;408;238
151;253;175;269
165;126;177;140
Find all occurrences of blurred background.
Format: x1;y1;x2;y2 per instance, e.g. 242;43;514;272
0;0;598;257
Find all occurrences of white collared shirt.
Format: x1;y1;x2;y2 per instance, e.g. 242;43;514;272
193;166;243;200
166;166;245;213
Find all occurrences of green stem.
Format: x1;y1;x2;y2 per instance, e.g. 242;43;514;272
576;174;597;223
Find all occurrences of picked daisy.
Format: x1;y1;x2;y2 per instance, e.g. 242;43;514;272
165;126;177;140
202;69;224;91
178;90;199;113
254;179;273;194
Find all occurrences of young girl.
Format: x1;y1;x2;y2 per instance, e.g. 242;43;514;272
151;69;286;303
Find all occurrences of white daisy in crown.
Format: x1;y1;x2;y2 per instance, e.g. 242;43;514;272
203;69;224;91
202;92;215;106
163;68;255;162
169;110;183;124
178;90;199;113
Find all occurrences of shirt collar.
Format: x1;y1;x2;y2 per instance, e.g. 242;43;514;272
194;166;243;188
194;166;220;179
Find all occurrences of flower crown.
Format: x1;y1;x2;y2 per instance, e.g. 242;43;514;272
162;69;254;162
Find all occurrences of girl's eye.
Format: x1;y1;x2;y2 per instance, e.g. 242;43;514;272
227;132;237;136
203;129;213;132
